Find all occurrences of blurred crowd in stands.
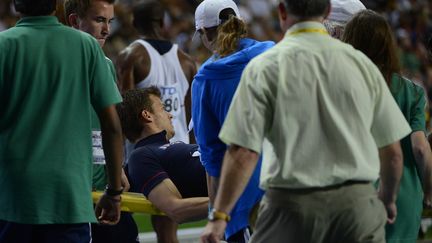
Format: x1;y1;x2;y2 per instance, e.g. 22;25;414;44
2;0;432;128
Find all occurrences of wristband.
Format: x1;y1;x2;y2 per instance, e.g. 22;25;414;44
208;208;230;222
105;185;124;196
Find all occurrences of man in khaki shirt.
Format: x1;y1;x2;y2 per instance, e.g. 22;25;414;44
200;0;411;242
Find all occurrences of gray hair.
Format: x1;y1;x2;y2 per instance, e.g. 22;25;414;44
281;0;330;18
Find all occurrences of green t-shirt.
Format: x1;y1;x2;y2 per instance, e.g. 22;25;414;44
0;16;122;224
92;58;118;191
386;74;426;242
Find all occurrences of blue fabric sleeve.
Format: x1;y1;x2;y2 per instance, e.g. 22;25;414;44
192;80;226;177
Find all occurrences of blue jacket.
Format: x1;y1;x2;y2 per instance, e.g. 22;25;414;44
192;38;274;238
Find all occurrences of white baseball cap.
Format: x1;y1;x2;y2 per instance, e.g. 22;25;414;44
194;0;241;30
328;0;366;23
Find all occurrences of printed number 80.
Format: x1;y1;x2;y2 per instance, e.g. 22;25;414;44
164;97;179;112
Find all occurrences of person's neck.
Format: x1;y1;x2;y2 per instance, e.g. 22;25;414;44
21;11;56;17
139;127;166;142
141;32;164;41
284;16;325;31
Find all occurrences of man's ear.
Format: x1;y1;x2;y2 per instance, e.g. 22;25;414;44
68;13;80;29
277;1;290;32
140;110;153;123
278;2;288;22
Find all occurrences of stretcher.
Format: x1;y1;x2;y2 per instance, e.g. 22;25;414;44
92;191;165;215
93;190;432;219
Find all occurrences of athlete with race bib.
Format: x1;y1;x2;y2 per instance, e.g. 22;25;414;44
116;0;196;144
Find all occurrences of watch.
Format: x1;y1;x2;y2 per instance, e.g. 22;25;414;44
105;185;124;196
208;208;231;222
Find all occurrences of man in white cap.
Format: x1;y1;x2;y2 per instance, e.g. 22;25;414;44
324;0;366;39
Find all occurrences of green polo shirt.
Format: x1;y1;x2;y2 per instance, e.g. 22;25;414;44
219;22;411;189
92;58;118;191
0;16;122;224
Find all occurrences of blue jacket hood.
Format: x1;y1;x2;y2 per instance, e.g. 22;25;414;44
194;38;274;81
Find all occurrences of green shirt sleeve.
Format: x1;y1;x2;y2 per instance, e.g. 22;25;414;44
90;42;122;112
410;84;426;132
105;57;117;83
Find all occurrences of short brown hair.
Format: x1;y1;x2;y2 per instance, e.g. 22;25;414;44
64;0;115;24
116;87;161;142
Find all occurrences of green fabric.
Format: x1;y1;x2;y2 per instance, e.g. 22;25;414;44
0;16;121;224
92;165;107;191
385;74;426;243
90;57;117;130
92;58;118;191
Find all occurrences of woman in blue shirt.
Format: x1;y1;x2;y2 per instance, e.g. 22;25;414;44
192;0;274;242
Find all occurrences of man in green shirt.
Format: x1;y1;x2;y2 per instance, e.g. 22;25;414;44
64;0;137;242
0;0;123;242
64;0;127;195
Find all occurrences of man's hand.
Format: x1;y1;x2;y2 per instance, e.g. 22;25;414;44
121;168;130;192
200;220;226;243
380;197;397;224
378;187;397;224
95;193;121;225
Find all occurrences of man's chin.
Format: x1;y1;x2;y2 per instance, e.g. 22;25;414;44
97;39;106;47
166;130;175;140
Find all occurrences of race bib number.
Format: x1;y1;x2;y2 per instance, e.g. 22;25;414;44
92;130;105;165
160;85;181;117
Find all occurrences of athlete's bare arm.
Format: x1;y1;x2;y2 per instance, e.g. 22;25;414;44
148;178;208;223
116;43;151;93
178;49;197;82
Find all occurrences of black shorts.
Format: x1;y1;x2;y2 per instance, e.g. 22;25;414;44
0;220;90;243
91;212;139;243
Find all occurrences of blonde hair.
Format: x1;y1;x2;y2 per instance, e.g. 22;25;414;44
215;15;247;57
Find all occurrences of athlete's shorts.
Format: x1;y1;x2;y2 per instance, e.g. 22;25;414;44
91;212;139;243
227;227;252;243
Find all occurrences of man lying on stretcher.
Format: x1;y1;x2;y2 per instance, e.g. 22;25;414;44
116;87;208;242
